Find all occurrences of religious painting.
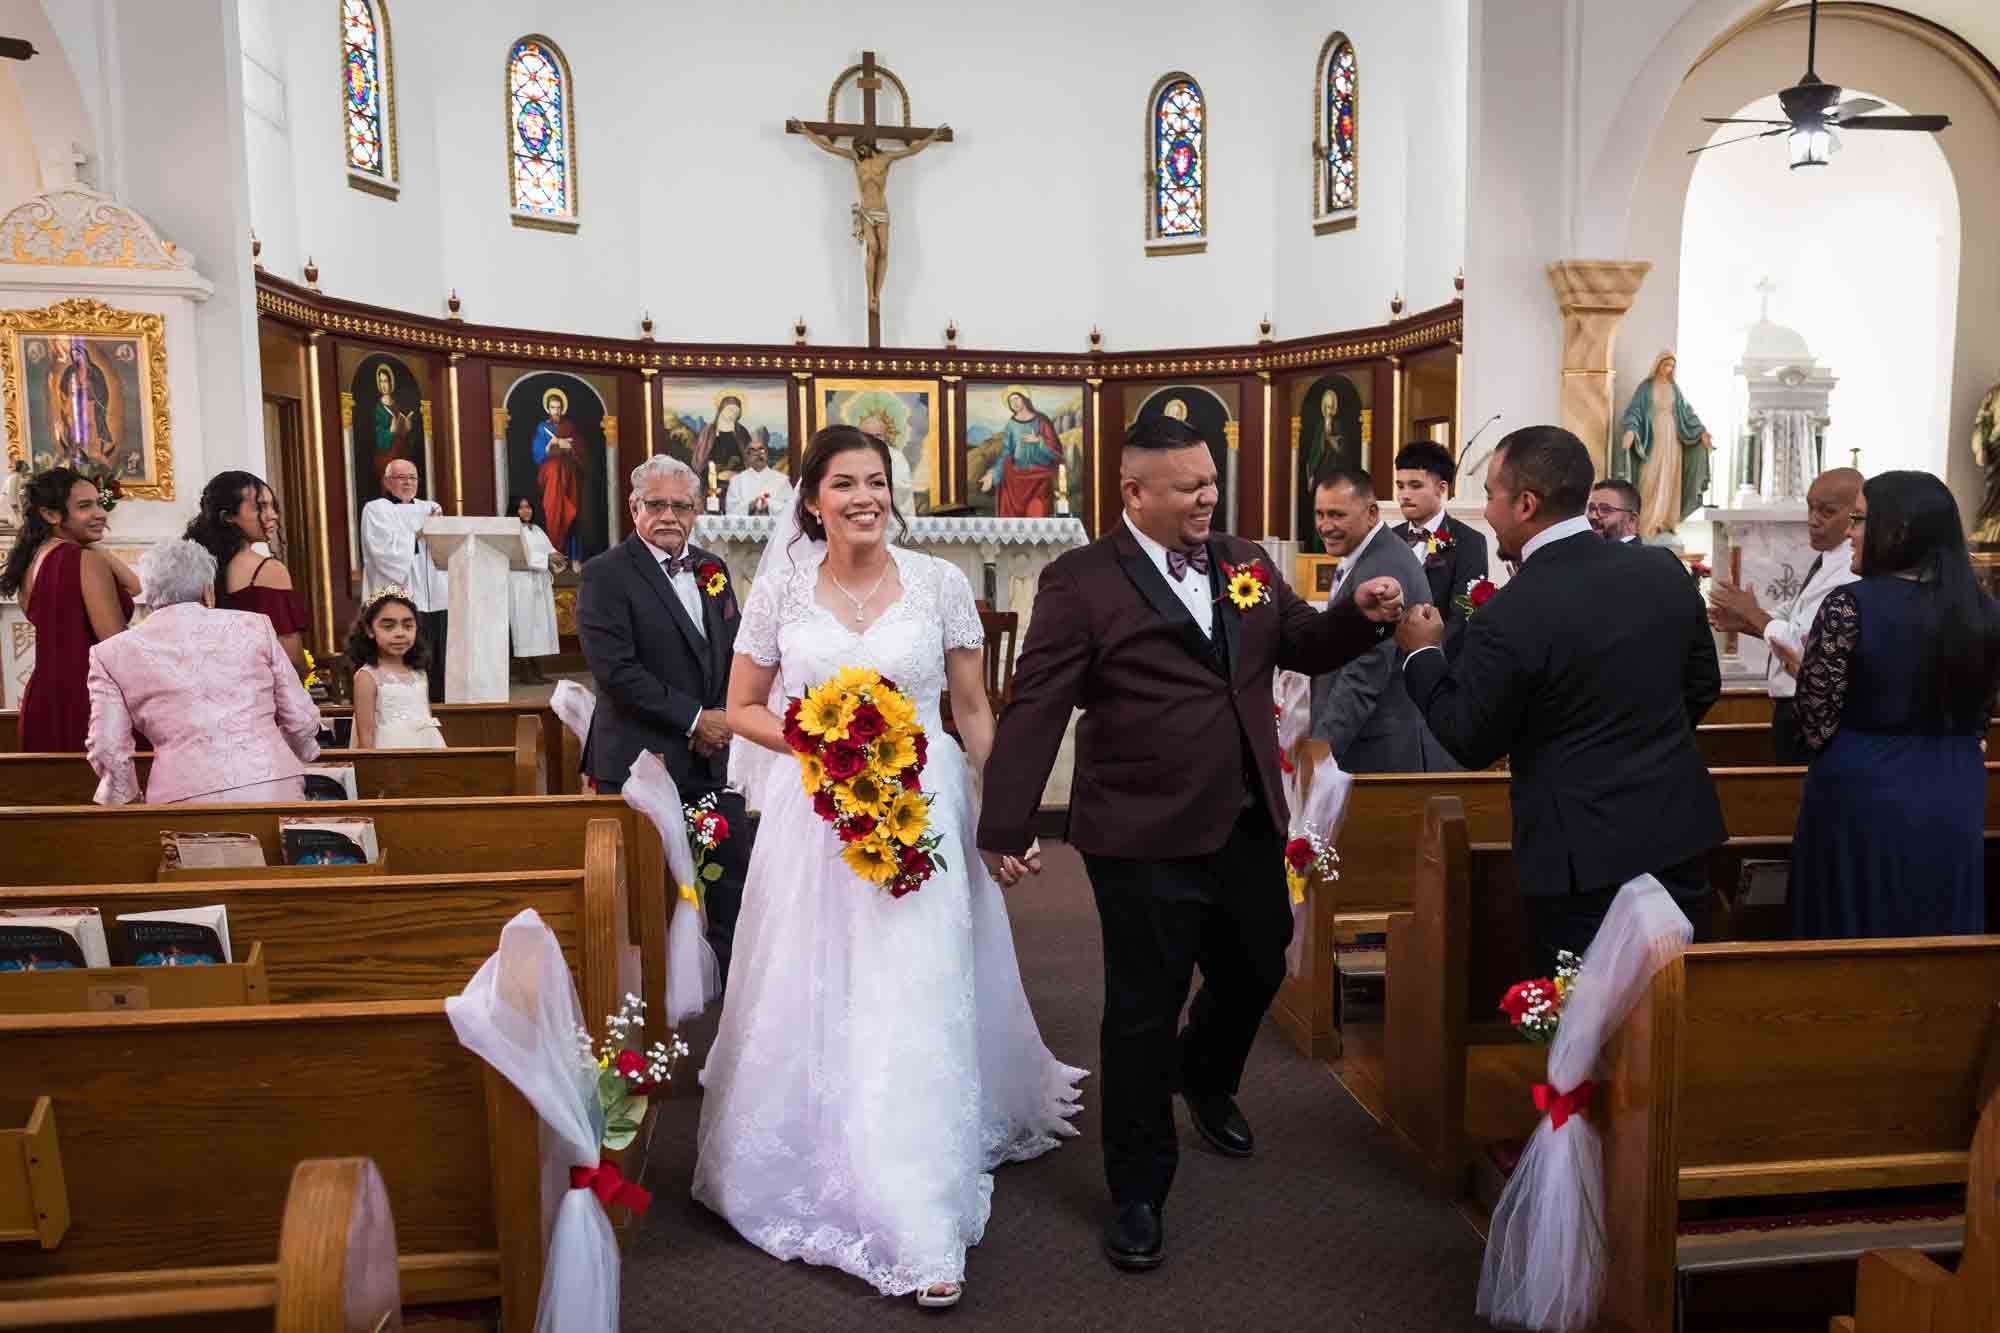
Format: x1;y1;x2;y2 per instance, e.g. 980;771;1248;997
818;377;940;516
493;367;618;564
1125;383;1238;532
1291;370;1370;553
0;298;173;500
659;378;792;516
965;383;1085;524
338;346;434;566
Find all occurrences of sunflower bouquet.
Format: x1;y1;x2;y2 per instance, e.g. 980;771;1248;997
783;666;947;898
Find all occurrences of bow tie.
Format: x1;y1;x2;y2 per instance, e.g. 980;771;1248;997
1165;546;1209;582
660;551;698;577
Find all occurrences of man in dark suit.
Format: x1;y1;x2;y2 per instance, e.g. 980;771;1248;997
1307;470;1457;772
1589;477;1688;573
978;419;1406;1272
1392;440;1489;625
1395;426;1724;968
576;454;754;982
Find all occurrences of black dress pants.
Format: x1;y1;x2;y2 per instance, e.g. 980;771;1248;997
1771;698;1810;766
1082;805;1292;1209
589;779;755;991
421;610;448;703
1526;853;1713;973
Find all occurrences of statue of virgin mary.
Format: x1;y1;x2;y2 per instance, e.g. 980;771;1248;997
1615;350;1713;540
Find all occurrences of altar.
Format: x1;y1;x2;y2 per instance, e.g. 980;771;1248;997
694;513;1092;804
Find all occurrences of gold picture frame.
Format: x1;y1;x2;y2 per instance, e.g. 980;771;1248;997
817;376;942;515
1;297;173;500
1295;552;1341;600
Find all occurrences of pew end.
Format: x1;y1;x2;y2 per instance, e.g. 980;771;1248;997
512;715;546;796
1383;797;1470;1196
274;1157;401;1333
0;1096;68;1251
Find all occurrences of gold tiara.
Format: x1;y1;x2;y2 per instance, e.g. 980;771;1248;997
363;584;415;615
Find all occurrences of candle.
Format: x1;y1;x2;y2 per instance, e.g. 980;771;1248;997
705;461;720;513
1056;463;1070;516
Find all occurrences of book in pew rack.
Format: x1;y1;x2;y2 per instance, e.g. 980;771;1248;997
301;763;358;801
160;831;266;871
0;907;111;970
279;815;380;866
112;906;232;967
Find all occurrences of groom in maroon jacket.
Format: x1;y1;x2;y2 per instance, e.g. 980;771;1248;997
977;418;1405;1271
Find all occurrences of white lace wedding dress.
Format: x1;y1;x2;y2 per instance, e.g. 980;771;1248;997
692;545;1085;1295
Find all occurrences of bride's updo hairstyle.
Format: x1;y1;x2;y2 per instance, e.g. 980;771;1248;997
792;424;909;545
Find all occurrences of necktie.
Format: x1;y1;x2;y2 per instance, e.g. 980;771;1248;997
1165;546;1209;582
660;551;697;578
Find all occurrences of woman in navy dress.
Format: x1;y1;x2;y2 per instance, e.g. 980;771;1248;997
1789;471;2000;938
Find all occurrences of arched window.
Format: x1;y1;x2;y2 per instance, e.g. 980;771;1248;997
1148;73;1206;251
507;36;578;227
1316;33;1357;230
341;0;396;195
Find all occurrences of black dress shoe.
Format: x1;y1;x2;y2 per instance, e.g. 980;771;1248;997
1183;1092;1254;1157
1103;1202;1165;1271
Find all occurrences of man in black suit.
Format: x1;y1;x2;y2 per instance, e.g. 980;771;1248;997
1392;440;1489;625
1395;426;1724;966
577;454;754;982
1589;478;1688;574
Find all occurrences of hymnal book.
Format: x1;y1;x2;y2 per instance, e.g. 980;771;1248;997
302;764;358;801
1737;860;1790;908
315;716;354;750
0;907;111;971
114;906;232;967
279;816;380;866
160;831;267;871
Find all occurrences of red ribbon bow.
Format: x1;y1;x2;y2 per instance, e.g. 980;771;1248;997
569;1161;653;1215
1532;1080;1596;1130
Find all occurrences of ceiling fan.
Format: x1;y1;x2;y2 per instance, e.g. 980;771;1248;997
1690;0;1950;167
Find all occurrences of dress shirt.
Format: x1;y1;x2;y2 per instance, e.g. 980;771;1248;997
1761;538;1857;699
1331;519;1389;597
640;535;706;736
1406;506;1447;539
1124;512;1214;637
1404;515;1592;673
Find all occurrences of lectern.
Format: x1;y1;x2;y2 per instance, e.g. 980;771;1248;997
423;517;530;703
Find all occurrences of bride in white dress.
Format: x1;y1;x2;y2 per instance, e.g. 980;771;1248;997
696;425;1085;1308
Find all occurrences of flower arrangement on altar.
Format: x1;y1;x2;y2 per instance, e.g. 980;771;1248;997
1283;831;1339;906
784;666;947;898
681;791;729;909
1498;949;1582;1044
1219;557;1273;610
1455;576;1497;617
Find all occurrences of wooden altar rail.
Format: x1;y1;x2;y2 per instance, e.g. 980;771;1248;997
0;705;574;794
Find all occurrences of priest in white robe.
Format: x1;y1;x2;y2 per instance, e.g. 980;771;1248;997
360;459;450;702
723;429;795;517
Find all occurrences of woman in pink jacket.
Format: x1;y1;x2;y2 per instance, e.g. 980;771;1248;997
86;539;322;805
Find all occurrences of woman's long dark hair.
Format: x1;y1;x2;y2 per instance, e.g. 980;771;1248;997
183;470;271;596
509;493;545;530
346;591;432;672
1859;470;2000;728
790;425;909;549
0;467;88;597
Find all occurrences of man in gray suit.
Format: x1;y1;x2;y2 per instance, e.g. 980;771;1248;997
1308;470;1459;773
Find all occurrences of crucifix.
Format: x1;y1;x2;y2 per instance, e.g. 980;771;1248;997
787;52;952;349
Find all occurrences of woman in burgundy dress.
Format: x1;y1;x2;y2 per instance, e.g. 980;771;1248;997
185;470;310;676
0;467;135;751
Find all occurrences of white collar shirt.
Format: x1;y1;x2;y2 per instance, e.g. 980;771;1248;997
1124;512;1214;637
640;535;706;638
1332;519;1389;598
1520;515;1595;565
1762;538;1858;698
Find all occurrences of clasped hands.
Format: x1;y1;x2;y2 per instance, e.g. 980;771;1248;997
979;841;1043;888
691;708;732;757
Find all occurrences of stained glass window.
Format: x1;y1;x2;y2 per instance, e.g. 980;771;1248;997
1326;39;1357;213
508;37;574;217
1152;76;1204;240
342;0;390;179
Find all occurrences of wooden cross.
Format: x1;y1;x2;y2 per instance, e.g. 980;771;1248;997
787;52;954;347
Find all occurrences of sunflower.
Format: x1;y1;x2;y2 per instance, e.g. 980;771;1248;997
841;836;901;885
829;664;881;694
703;571;728;597
873;688;919;733
882;789;931;846
837;768;892;819
798;752;827;795
1226;569;1267;610
798;684;855;742
871;731;917;777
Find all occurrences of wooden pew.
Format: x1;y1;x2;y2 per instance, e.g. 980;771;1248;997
0;716;545;804
1835;1053;1999;1333
0;817;630;1029
1597;940;2000;1333
1695;717;2000;770
1707;688;1775;726
0;797;668;1042
3;1156;404;1331
0;1000;546;1327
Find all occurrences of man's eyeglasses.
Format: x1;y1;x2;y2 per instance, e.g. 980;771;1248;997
637;498;698;518
1585;502;1634;517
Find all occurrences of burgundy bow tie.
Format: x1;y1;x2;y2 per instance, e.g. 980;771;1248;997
660;551;697;577
1165;546;1209;582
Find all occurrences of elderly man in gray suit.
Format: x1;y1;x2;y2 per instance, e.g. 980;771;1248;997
1308;469;1459;773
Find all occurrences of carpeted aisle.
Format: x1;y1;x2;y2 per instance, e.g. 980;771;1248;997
621;841;1494;1330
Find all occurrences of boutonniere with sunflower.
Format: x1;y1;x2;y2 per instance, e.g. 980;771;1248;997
1417;524;1456;564
695;559;729;599
1218;558;1273;611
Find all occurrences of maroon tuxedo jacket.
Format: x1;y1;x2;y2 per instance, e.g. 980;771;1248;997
977;524;1389;860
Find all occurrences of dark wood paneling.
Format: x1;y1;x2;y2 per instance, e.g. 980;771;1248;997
1238;372;1266;538
454;355;495;518
1095;380;1123;537
616;371;646;540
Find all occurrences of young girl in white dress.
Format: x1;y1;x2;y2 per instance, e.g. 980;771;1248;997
348;589;445;749
696;425;1084;1309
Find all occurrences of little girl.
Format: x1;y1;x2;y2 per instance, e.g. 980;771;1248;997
349;589;446;749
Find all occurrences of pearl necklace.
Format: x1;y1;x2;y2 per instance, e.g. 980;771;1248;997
828;560;892;624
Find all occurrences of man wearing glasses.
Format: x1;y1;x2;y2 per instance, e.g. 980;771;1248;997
1707;468;1862;764
577;455;754;979
1587;478;1684;573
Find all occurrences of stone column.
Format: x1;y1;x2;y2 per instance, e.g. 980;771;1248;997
1546;261;1651;477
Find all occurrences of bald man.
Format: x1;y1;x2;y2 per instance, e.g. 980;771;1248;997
360;459;450;702
1708;467;1863;764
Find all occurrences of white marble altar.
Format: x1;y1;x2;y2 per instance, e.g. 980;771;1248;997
426;517;530;704
1703;502;1815;687
1731;302;1836;505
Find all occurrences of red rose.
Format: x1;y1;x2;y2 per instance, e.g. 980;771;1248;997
900;846;932;876
877;676;899;693
705;813;729;842
822;741;865;781
614;1048;645;1079
698;561;722;581
812;790;839;821
838;815;876;844
1284;838;1315;872
783;698;803;728
1499;979;1552;1024
888;877;920;899
848;703;887;742
899;767;922;790
912;732;929;765
1468;578;1497;609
